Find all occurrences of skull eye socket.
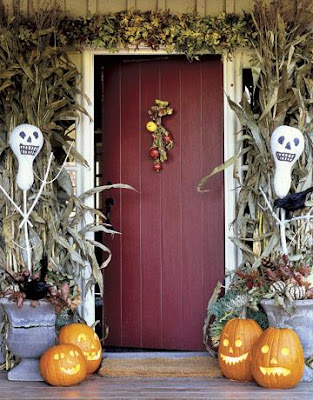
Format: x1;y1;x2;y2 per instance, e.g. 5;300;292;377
235;339;243;348
261;344;269;354
294;138;300;146
278;136;285;145
223;339;229;347
33;131;39;139
281;347;290;356
19;131;26;139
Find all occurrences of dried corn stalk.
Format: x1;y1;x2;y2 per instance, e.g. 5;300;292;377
200;0;313;267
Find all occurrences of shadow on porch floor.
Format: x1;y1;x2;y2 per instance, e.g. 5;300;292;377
0;370;311;399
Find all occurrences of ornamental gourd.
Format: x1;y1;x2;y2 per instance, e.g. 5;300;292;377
40;344;87;386
251;326;304;388
218;318;263;381
59;323;102;374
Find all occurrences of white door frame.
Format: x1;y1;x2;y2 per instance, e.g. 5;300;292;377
75;48;251;325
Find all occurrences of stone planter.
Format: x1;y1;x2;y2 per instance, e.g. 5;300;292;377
261;299;313;382
0;298;56;381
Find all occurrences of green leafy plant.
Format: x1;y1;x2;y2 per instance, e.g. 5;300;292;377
203;282;268;354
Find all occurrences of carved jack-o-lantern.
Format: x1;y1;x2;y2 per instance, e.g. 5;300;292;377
39;344;87;386
270;125;304;198
59;323;102;374
252;326;304;388
218;318;263;381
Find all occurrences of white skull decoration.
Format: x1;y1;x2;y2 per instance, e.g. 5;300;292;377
270;125;304;198
9;124;44;191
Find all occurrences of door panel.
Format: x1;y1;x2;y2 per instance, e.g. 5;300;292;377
101;55;224;350
140;62;163;349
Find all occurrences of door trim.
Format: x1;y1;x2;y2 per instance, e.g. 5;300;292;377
74;48;251;325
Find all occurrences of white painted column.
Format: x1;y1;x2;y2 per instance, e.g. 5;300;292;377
222;50;252;284
77;50;96;326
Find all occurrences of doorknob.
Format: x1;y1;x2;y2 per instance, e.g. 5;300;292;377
104;196;115;225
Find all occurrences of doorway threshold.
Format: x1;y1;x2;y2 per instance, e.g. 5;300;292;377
103;351;208;359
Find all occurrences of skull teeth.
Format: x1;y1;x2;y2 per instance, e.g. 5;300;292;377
276;151;295;163
19;144;39;156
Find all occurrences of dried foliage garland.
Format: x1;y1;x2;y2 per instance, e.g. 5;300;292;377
1;6;253;59
146;99;174;173
62;10;253;58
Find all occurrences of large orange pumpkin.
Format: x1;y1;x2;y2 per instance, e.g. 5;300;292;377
251;326;304;389
40;344;87;386
59;323;102;374
218;318;263;381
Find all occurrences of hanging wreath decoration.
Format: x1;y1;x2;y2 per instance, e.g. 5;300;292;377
146;99;174;172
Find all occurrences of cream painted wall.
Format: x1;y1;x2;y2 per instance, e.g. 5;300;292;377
2;0;254;16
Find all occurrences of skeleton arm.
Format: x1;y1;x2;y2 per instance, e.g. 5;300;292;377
0;184;33;227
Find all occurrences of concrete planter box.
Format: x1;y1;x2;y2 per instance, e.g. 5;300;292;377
261;299;313;382
0;298;56;381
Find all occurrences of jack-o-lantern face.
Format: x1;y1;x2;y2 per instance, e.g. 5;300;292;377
39;344;87;386
252;327;304;389
59;323;102;374
218;318;263;381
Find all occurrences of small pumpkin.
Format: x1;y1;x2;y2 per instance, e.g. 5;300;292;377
218;318;263;381
59;323;102;374
40;344;87;386
252;326;304;388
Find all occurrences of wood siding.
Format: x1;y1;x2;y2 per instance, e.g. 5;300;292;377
1;0;254;16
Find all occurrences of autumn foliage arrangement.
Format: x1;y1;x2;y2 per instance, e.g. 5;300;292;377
146;99;174;172
234;255;313;311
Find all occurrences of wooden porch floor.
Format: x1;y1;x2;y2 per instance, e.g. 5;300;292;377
0;371;312;399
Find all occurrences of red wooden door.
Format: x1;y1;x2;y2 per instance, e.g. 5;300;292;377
101;55;224;351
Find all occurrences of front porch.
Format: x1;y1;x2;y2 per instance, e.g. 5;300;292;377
0;370;311;399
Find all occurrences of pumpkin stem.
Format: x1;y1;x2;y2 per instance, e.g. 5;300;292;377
239;306;247;319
